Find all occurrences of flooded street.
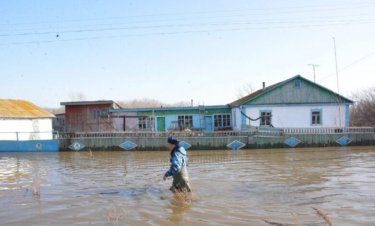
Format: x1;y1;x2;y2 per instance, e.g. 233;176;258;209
0;147;374;226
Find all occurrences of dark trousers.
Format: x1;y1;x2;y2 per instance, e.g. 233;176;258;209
170;165;191;193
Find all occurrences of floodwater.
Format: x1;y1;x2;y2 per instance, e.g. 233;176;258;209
0;147;374;226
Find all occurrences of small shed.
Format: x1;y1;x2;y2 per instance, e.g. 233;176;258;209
0;99;58;151
61;100;121;132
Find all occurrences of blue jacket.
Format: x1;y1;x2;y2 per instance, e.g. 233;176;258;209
165;146;188;177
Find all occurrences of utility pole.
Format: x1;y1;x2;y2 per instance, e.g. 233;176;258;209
333;37;342;127
333;37;340;94
308;64;319;82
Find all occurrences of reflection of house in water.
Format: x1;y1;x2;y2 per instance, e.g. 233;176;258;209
0;157;33;190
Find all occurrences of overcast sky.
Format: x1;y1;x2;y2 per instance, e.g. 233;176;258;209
1;0;375;108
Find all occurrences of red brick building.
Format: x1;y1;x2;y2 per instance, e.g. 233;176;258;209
61;100;121;133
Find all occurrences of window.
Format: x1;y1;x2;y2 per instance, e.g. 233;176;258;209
138;117;154;130
260;111;272;126
294;79;301;88
94;109;108;119
94;110;100;119
178;115;193;129
214;114;231;128
311;110;321;125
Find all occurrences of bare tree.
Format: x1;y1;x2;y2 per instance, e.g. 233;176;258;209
350;87;375;127
235;83;255;99
45;107;65;114
68;92;87;101
118;98;190;108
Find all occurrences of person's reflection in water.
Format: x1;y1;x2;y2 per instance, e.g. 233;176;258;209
167;199;191;225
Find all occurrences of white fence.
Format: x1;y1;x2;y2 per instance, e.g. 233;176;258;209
283;127;375;134
257;127;375;135
57;127;375;139
58;130;254;139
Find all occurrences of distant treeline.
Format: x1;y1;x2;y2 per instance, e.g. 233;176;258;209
117;98;190;108
350;87;375;127
45;98;191;114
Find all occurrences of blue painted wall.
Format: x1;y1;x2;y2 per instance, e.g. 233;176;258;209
0;140;59;152
193;115;201;128
165;115;178;130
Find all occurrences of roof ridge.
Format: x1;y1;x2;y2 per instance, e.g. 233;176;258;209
229;75;352;106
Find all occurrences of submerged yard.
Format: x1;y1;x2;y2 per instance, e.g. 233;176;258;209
0;146;374;225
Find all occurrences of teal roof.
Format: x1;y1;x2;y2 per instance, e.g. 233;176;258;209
230;75;353;106
109;105;230;113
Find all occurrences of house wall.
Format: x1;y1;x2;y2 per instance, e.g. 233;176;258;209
111;112;139;131
240;104;348;128
52;114;65;132
165;115;178;130
110;107;232;132
0;118;53;140
232;108;242;131
65;104;114;132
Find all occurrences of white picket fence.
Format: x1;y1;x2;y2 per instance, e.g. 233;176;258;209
57;126;375;139
258;127;375;135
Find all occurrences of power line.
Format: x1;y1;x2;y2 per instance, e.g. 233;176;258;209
1;17;375;40
3;11;375;37
2;20;375;46
1;1;374;41
320;48;375;82
2;1;375;27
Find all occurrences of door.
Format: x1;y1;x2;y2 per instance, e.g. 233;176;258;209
204;116;213;132
157;117;166;132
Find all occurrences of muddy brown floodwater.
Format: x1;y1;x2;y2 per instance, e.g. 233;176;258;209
0;146;374;226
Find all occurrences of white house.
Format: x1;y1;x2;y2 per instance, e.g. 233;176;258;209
0;99;58;151
230;75;353;130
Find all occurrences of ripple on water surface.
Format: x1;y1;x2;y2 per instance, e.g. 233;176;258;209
0;147;374;225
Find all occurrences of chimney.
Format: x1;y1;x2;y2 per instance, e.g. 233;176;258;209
262;82;266;89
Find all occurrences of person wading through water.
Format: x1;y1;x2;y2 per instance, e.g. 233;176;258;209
163;136;192;193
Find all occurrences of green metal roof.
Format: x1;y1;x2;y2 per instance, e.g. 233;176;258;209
109;105;230;113
230;75;353;106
